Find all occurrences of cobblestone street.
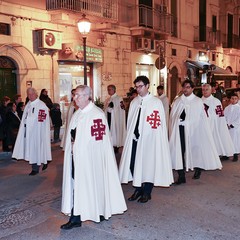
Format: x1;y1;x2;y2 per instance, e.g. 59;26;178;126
0;144;240;240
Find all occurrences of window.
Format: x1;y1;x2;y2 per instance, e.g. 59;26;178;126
212;15;217;32
172;48;177;56
212;52;216;62
239;18;240;38
0;23;10;35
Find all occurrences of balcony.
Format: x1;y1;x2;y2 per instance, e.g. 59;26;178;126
193;26;221;50
222;33;240;49
46;0;118;22
125;4;173;38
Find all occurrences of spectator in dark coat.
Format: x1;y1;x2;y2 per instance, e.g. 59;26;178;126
16;102;25;120
50;103;62;143
0;96;11;152
5;102;21;151
40;89;53;109
13;94;22;108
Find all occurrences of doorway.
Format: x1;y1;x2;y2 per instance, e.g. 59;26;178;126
0;56;17;100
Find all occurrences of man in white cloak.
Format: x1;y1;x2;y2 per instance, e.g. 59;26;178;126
119;76;174;204
12;87;52;175
61;85;127;230
157;85;170;128
224;93;240;162
60;88;77;150
104;84;126;152
201;84;235;159
169;80;222;184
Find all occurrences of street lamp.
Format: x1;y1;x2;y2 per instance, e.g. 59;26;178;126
77;14;91;85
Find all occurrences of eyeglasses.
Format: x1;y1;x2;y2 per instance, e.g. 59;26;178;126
74;93;87;98
182;85;192;89
135;84;145;89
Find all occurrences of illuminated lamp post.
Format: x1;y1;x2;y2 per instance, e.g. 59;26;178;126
77;14;91;85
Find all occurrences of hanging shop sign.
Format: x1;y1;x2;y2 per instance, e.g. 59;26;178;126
59;43;103;63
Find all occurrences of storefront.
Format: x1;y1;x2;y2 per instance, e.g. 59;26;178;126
58;43;103;123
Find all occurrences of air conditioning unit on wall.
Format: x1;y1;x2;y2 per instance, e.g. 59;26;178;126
136;38;155;51
36;29;62;50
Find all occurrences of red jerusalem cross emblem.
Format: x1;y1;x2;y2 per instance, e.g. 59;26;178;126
147;110;161;129
215;105;224;117
91;119;106;141
38;109;47;122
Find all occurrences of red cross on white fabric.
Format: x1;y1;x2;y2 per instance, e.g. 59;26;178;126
38;109;47;122
215;105;224;117
146;110;161;129
91;119;106;141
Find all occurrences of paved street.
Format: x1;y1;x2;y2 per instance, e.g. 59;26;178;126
0;144;240;240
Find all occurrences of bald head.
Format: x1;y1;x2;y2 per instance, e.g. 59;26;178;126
202;84;212;98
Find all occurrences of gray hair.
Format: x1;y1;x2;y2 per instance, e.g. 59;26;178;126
202;83;212;89
27;87;38;97
75;85;93;101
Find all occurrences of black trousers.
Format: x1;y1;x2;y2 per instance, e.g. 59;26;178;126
178;125;201;176
69;208;81;223
179;125;186;169
70;158;81;223
130;140;153;196
177;125;186;177
53;126;60;140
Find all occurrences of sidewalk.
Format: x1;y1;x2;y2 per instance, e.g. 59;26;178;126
0;144;240;240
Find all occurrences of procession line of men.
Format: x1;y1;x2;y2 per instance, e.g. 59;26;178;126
11;76;239;230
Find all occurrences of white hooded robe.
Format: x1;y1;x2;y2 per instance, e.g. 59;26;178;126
12;98;52;165
169;93;222;171
104;93;126;147
202;95;235;157
119;93;174;187
61;102;127;222
224;103;240;153
60;101;75;150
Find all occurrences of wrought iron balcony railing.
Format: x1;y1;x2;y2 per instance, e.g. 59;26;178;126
126;4;173;35
194;26;221;45
222;33;240;49
46;0;118;22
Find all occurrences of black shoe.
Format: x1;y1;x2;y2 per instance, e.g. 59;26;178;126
29;170;39;176
232;154;238;162
42;164;48;171
128;190;142;201
138;195;151;203
174;177;186;185
192;169;202;179
100;215;105;222
221;156;229;161
60;221;81;230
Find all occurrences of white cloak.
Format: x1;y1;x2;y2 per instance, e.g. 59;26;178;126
104;93;126;147
119;93;174;187
224;103;240;153
202;95;235;156
12;98;52;165
158;93;170;128
60;101;75;150
61;102;127;222
169;93;222;171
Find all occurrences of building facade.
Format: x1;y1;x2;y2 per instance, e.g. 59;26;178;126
0;0;239;118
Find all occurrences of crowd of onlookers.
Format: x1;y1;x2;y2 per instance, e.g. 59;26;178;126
0;89;62;153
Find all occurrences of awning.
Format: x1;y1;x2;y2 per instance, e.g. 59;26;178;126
185;60;238;80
